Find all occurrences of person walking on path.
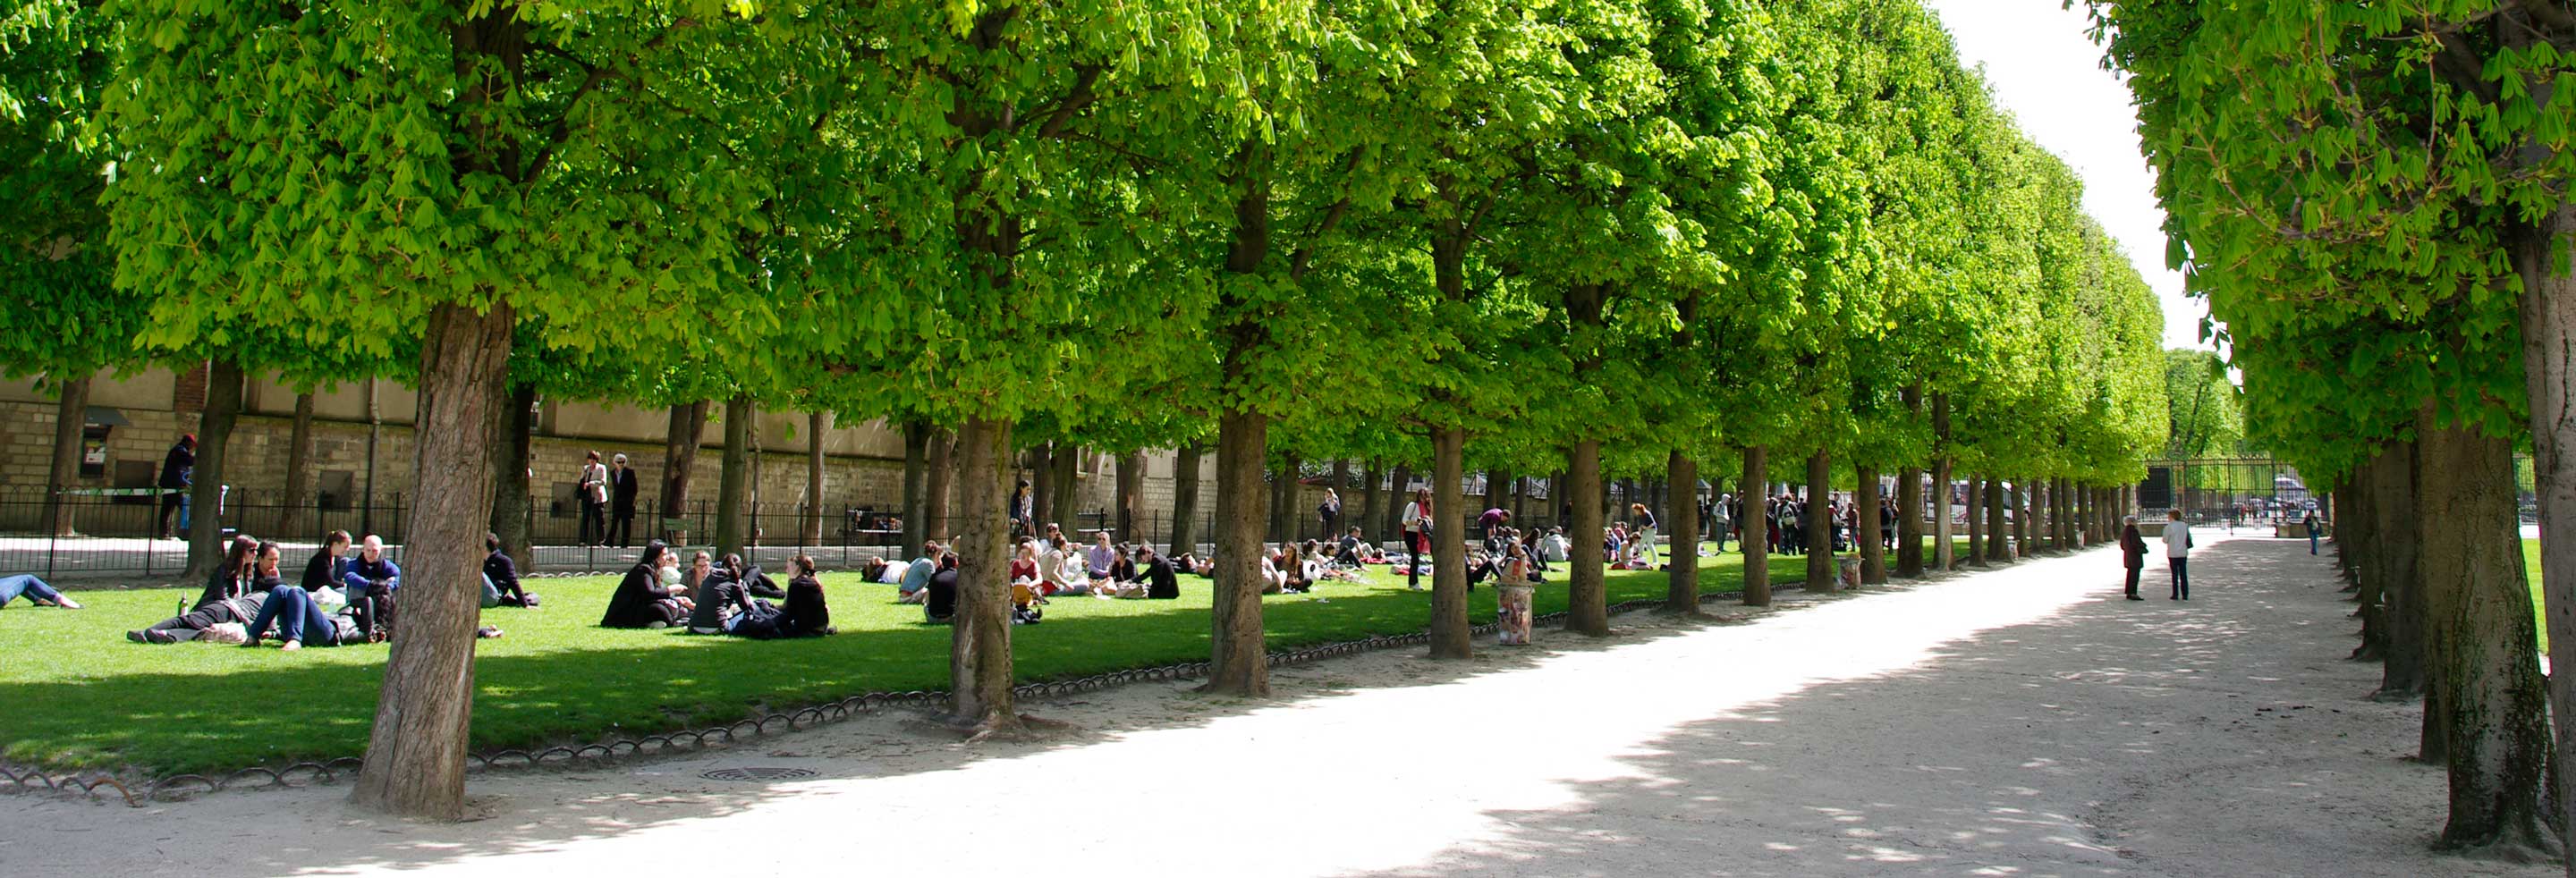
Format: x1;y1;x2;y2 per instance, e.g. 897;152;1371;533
2161;509;2193;600
608;453;640;548
2301;508;2321;555
2119;515;2147;601
577;451;609;546
156;434;195;539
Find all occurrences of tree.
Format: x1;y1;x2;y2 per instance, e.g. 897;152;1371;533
105;2;780;818
2089;0;2557;856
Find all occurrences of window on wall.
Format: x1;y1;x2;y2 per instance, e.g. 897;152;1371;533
318;471;355;510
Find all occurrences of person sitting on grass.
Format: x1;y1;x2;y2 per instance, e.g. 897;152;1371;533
244;542;357;650
1087;532;1117;578
0;571;79;610
602;540;692;629
1046;536;1094;596
301;530;352;595
1092;544;1141;596
924;552;961;623
1135;545;1181;599
1280;543;1314;594
339;535;400;592
485;533;534;607
897;541;941;604
722;554;835;638
1009;540;1046;602
197;535;263;606
683;552;736;635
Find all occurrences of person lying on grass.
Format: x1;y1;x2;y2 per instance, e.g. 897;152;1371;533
723;553;784;599
129;589;266;644
0;571;80;609
602;540;693;629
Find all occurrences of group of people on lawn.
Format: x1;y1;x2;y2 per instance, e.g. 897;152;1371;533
599;540;834;639
120;529;521;648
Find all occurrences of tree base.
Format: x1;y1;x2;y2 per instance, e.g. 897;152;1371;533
2436;818;2562;864
912;712;1079;744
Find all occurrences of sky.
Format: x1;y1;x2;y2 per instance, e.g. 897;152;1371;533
1919;0;2208;352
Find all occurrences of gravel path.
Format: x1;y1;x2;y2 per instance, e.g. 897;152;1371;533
5;536;2546;877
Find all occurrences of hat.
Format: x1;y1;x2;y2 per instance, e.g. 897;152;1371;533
180;434;196;444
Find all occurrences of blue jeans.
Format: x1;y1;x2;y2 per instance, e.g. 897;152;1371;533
0;573;64;607
2309;529;2319;554
245;586;336;646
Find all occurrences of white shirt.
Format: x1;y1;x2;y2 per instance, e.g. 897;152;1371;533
2162;522;2191;559
1402;502;1427;533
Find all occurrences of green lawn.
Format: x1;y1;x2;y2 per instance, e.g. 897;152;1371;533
0;545;1812;777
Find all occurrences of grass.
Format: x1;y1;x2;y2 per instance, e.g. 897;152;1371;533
0;543;1826;777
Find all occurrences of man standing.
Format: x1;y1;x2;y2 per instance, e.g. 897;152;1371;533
2301;507;2321;555
608;453;640;547
156;434;195;539
577;451;608;546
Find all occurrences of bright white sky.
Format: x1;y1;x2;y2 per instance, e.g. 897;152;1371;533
1921;0;2208;352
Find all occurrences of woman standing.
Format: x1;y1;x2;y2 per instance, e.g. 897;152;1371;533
2161;509;2193;600
1318;489;1342;542
2119;516;2147;601
577;451;609;547
1401;486;1432;591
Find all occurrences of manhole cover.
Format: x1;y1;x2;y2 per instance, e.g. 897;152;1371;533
699;766;818;782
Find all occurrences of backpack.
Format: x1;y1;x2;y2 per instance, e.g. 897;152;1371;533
1013;604;1044;625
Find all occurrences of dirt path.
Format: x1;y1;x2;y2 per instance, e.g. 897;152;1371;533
5;536;2543;877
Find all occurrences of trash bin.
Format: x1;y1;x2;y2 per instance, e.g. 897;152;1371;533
1496;584;1536;646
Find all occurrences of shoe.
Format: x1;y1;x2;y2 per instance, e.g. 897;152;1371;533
2125;595;2145;601
646;621;668;629
126;629;147;643
144;629;179;645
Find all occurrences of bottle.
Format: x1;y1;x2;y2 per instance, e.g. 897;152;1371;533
176;593;187;617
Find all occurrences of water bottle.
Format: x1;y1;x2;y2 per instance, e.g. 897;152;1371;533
176;593;186;617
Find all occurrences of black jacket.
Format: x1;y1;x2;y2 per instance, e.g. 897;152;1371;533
1144;558;1179;600
158;443;193;489
483;551;521;598
600;563;670;628
611;468;640;511
301;552;345;594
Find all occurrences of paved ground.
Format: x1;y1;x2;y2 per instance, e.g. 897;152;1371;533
5;536;2544;877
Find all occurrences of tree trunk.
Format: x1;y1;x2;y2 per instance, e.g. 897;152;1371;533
361;377;380;537
1549;472;1566;531
1047;443;1079;533
2510;205;2576;864
924;427;954;546
715;396;752;559
1030;442;1055;528
1206;409;1271;696
2413;411;2555;854
1967;475;1987;566
1359;460;1382;546
43;375;89;537
1741;446;1770;606
806;411;832;546
2373;440;2426;699
1857;465;1886;586
1931;393;1955;571
184;359;244;579
1806;449;1835;591
279;391;317;537
1170;443;1204;554
1430;426;1475;654
902;420;931;557
660;401;708;543
946;416;1019;729
487;384;533;569
1565;439;1611;635
1665;451;1700;612
2345;454;2386;663
1987;477;2010;561
1117;452;1145;541
1267;452;1298;542
350;301;513;819
1513;473;1530;522
1383;465;1411;542
1483;468;1506;521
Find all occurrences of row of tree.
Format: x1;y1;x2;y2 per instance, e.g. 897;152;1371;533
2086;0;2573;865
4;0;2167;819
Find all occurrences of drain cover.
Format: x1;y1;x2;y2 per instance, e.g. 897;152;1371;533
699;766;818;782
